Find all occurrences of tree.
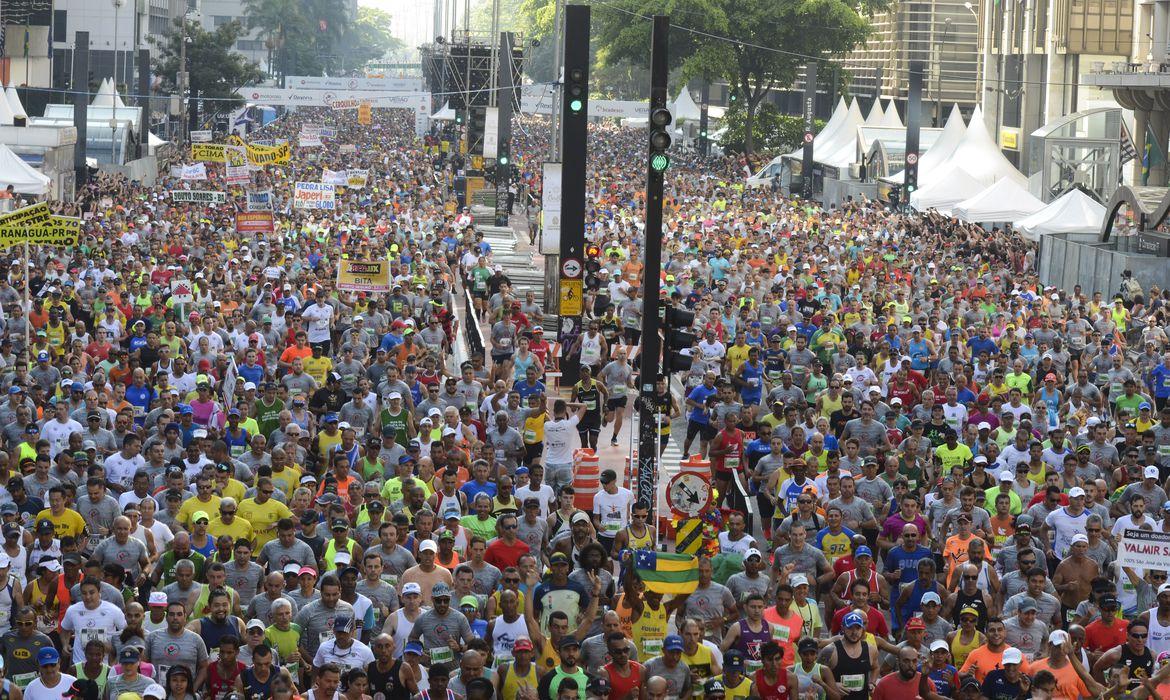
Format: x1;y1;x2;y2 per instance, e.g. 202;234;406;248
719;101;824;155
244;0;352;77
150;19;265;129
595;0;884;153
351;7;404;66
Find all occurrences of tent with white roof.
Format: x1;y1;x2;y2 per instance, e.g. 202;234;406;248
5;83;28;121
953;177;1045;222
909;163;985;215
0;143;50;194
863;99;885;126
1014;188;1107;241
430;103;456;121
91;78;127;108
671;88;702;122
946;106;1026;186
879;101;902;129
0;83;14;126
885;105;967;184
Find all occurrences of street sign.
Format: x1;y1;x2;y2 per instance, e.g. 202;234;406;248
559;280;583;316
674;518;705;554
803;132;813;143
667;472;711;519
562;258;582;278
906;152;918;165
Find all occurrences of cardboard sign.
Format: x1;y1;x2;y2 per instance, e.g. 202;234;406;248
293;182;336;210
336;259;390;292
322;169;348;186
246;190;274;211
236;211;275;234
346;169;369;188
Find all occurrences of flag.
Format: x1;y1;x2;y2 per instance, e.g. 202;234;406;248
633;550;699;595
1121;123;1137;165
1144;123;1165;186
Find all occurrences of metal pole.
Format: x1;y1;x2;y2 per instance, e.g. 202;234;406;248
905;60;924;196
550;0;565;160
179;23;187;145
23;242;30;357
556;4;589;386
699;81;709;157
800;62;817;200
636;15;669;517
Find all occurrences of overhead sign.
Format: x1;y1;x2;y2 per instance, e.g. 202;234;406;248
286;75;424;92
236;211;275;234
171;190;227;204
246;190;273;211
1118;529;1170;570
293;182;336;210
336;259;391;292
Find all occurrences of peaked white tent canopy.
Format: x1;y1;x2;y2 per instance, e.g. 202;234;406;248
909;164;985;215
430;103;456;121
953;177;1045;222
0;86;13;125
783;96;848;159
5;83;28;120
1014;189;1106;241
879;101;902;129
948;106;1026;186
886;104;967;184
0;144;50;194
671;88;702;122
863;99;885;127
91;78;127;108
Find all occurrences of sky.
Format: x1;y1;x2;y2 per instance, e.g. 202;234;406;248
361;0;438;52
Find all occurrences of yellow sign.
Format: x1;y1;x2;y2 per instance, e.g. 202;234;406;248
358;102;372;125
226;135;292;165
559;279;583;316
336;259;391;292
190;143;227;163
674;518;705;554
0;214;80;249
0;202;51;232
1000;128;1019;150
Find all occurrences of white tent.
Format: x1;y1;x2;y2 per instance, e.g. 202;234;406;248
671;88;702;122
879;101;903;129
887;104;967;184
863;99;885;126
1014;189;1107;241
0;82;14;126
909;164;985;215
147;131;169;156
947;106;1026;186
430;103;456;121
91;78;127;109
953;177;1045;222
782;96;847;159
5;83;28;121
0;143;50;194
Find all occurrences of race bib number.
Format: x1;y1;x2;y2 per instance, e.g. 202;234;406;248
524;430;537;443
612;385;627;397
841;674;865;692
725;457;740;470
431;645;454;664
642;638;663;656
381;573;399;587
771;623;790;642
12;672;36;688
495;449;506;462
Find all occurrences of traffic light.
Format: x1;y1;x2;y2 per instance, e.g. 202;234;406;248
649;107;672;173
664;306;696;373
455;111;464;125
567;67;587;115
497;141;510;167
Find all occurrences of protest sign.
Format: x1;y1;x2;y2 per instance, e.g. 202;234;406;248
293;182;336;210
322;169;348;186
246;190;274;211
346;169;370;188
336;259;390;292
190;130;213;142
181;163;208;180
171;190;227;204
225;146;250;185
190;144;226;163
236;211;275;234
1118;529;1170;571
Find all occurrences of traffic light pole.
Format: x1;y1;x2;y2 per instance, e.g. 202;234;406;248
557;4;589;386
904;60;923;201
636;15;669;515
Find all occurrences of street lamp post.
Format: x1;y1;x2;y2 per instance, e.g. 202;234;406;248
113;0;125;91
936;17;951;127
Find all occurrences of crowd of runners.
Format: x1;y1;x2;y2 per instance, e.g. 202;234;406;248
0;93;1165;700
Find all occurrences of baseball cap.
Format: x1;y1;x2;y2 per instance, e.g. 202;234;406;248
1068;486;1086;498
663;634;684;652
789;574;809;588
1070;533;1088;545
37;647;60;666
930;639;950;652
333;616;354;632
589;677;613;697
403;641;424;656
559;635;582;650
460;595;479;608
959;606;980;618
1049;630;1069;645
550;552;571;565
513;637;534;652
298;566;317;577
419;540;438;554
999;470;1014;481
246;619;266;631
1001;647;1023;665
921;592;942;605
432;582;452;599
118;647;140;664
143;684;166;700
1146;465;1161;479
192;511;210;523
744;548;763;561
842;612;865;629
854;545;872;558
402;582;422;596
704;679;726;695
905;617;926;631
1018;597;1039;613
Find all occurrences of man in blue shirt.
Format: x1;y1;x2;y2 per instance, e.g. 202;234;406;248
682;372;718;458
1147;351;1170;410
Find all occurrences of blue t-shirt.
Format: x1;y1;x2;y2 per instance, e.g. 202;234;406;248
884;545;934;585
460;479;498;502
686;385;718;424
1150;364;1170;398
981;670;1025;700
967;336;999;357
513;380;546;401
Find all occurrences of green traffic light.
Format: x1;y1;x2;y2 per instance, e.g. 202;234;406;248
499;156;509;165
570;99;583;113
650;153;670;172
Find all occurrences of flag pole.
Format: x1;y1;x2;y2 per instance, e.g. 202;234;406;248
23;240;30;358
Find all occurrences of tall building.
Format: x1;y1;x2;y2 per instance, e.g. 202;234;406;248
49;0;187;91
196;0;267;70
979;0;1131;165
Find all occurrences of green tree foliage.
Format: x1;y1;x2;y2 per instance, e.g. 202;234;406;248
243;0;355;76
718;101;824;155
150;19;265;110
594;0;884;153
352;7;405;65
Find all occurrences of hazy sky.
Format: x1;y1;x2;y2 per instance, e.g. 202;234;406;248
361;0;439;50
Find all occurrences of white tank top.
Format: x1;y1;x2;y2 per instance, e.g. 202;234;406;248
393;608;417;658
1149;607;1170;656
581;334;603;366
491;614;529;662
438;492;462;520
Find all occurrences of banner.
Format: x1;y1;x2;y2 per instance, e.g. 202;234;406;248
1118;529;1170;570
540;162;562;253
293;182;336;210
321;127;336;138
224;146;250;185
346;169;369;188
299;127;322;148
336;259;391;292
0;215;80;249
236;211;275;234
339;144;357;154
190;130;213;142
190;144;226;163
246;190;274;211
358;102;372;125
226;135;292;165
171;190;227;204
331;99;360;110
180;163;208;180
321;169;348;186
0;202;51;232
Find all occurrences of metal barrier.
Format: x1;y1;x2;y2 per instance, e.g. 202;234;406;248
463;285;486;360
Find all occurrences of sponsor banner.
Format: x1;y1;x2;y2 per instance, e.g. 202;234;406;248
171;190;227;204
540;162;562;253
240;87;429;110
190;143;226;162
293;182;336;210
236;211;275;234
346;169;369;188
0;215;80;248
322;169;348;186
1118;529;1170;570
331;99;359;110
336;259;391;292
180;163;208;180
190;130;213;142
246;190;274;211
286;75;424;91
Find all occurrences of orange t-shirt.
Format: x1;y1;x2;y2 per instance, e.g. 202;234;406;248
1028;658;1088;700
988;515;1015;551
959;645;1032;682
280;345;312;366
944;533;975;586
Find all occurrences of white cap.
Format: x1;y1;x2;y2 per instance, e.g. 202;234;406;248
1146;465;1161;479
1068;487;1086;498
999;470;1014;481
1001;647;1023;665
246;618;266;630
1086;417;1101;427
144;684;167;700
419;539;438;554
1049;630;1069;645
243;382;257;391
977;422;992;431
428;408;442;416
1070;533;1088;545
334;551;352;565
789;574;809;587
929;639;950;652
974;455;988;465
402;582;422;596
388;392;403;400
921;592;942;605
890;397;903;405
1158;581;1170;595
148;591;168;607
744;548;763;560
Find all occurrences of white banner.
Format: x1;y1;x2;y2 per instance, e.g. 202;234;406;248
190;130;213;142
339;144;357;154
483;107;499;160
286;75;424;92
1118;529;1170;570
346;169;370;188
321;127;336;138
293;182;336;210
540;162;562;254
171;190;226;204
180;163;207;181
322;169;348;186
225;146;250;185
246;190;274;211
299;127;322;147
240;87;429;110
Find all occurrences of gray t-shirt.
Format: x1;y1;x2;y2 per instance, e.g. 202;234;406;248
92;536;149;578
355;579;399;635
106;672;154;699
682;582;734;623
641;656;693;700
826;496;875;531
223;561;265;607
773;544;830;582
841;419;887;454
1003;616;1049;660
245;593;299;628
144;628;208;675
726;572;771;603
409;608;473;657
76;494;121;547
375;544;417;577
161;582;199;608
293;599;356;655
259;538;317;571
580;632;638;674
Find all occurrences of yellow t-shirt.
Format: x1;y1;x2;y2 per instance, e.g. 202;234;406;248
302;355;333;386
523;413;547;445
35;508;87;539
817;530;853;564
209;516;254;544
217;478;247;502
238;498;293;548
269;466;303;496
726;344;751;373
177;495;222;527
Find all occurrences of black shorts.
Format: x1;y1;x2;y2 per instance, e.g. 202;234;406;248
472;288;489;300
579;417;601;434
624;328;642;345
606;396;629;411
686;420;717;442
491;352;514;364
